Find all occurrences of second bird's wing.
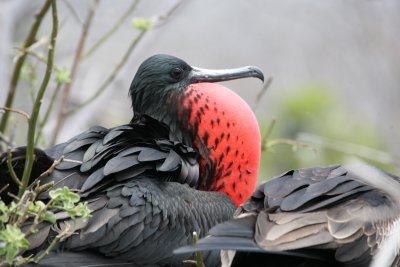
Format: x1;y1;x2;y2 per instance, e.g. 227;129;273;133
177;164;400;267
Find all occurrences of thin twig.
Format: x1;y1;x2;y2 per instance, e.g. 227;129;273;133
25;196;54;237
297;132;400;168
25;36;49;52
0;0;52;134
0;107;30;120
19;0;59;198
62;158;83;164
0;184;9;196
152;0;183;29
261;119;276;152
84;0;140;58
0;133;13;148
14;190;36;227
37;156;64;179
16;48;64;145
66;2;181;115
22;48;63;73
35;83;62;145
266;138;318;154
192;232;205;267
61;0;84;26
50;0;99;146
7;148;22;187
66;30;146;115
33;223;70;264
253;76;272;111
25;156;63;193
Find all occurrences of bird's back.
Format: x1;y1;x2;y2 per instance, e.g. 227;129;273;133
0;114;236;266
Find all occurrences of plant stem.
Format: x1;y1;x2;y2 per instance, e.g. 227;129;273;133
23;48;60;72
0;107;30;121
35;83;62;145
261;119;276;152
192;232;205;267
84;0;140;58
66;1;182;115
253;76;272;111
6;148;22;187
66;30;146;115
18;0;59;198
297;132;400;167
33;223;70;264
0;0;52;134
266;138;317;154
50;0;99;146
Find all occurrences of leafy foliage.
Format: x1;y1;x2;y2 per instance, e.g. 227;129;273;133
0;0;181;264
0;186;91;265
0;224;30;264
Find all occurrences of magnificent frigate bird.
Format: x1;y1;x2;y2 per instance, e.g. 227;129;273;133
176;163;400;267
0;54;264;266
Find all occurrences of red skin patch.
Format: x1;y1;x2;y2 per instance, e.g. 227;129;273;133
183;83;261;206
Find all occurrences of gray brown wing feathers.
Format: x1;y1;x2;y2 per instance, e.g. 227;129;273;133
178;164;400;267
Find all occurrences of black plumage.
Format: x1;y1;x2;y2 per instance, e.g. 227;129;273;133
177;164;400;267
1;115;234;266
0;54;264;266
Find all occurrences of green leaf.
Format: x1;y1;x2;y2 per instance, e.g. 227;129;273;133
75;202;91;219
27;200;46;214
54;68;71;84
5;245;18;264
64;202;92;219
0;201;9;223
50;187;80;211
0;224;30;264
131;17;153;30
30;226;39;234
49;186;80;204
7;202;22;217
40;211;56;224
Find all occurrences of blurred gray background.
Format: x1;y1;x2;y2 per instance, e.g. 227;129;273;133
1;0;399;177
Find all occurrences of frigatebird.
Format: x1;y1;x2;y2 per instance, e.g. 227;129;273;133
176;163;400;267
0;54;264;266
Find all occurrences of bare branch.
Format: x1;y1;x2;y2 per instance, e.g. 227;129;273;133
0;107;30;120
50;0;99;146
0;184;9;195
266;138;318;154
66;2;182;115
261;119;276;152
66;30;146;115
6;148;22;187
33;223;71;264
19;0;59;197
253;76;272;111
0;0;52;133
152;1;183;29
61;0;84;26
84;0;141;58
35;83;62;146
297;132;400;168
37;156;64;179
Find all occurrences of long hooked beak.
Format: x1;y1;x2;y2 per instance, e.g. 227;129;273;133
188;65;264;84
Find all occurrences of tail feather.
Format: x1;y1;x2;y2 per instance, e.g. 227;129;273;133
175;215;336;265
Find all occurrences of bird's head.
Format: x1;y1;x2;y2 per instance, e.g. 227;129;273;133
129;54;264;206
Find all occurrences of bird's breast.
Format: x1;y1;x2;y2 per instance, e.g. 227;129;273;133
179;83;261;206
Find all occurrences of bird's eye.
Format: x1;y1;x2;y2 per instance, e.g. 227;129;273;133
170;67;184;80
